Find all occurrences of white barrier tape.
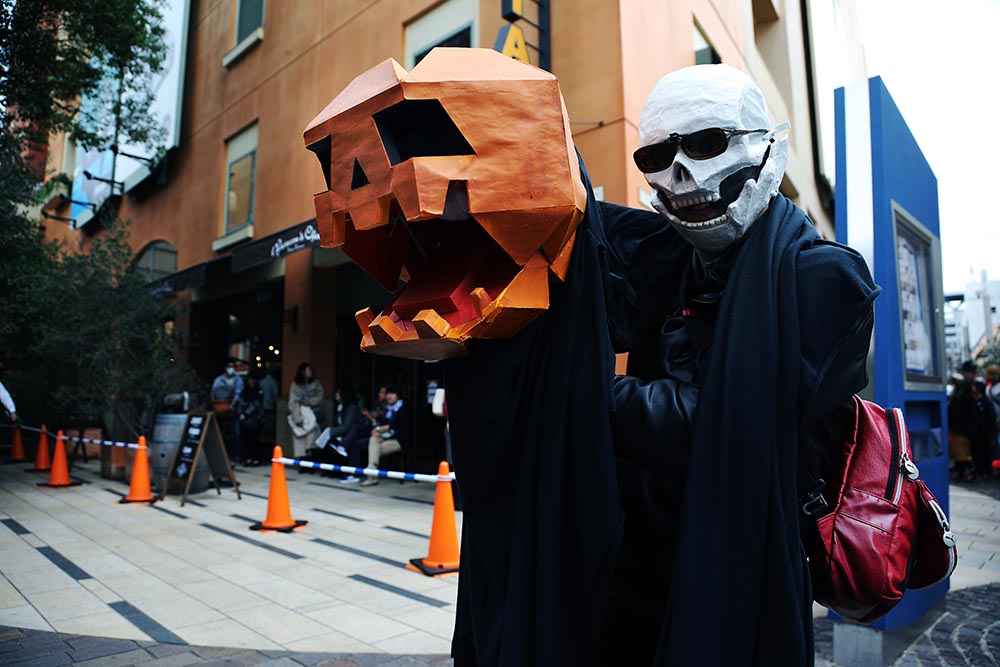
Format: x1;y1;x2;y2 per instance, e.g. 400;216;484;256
273;457;454;484
5;424;143;449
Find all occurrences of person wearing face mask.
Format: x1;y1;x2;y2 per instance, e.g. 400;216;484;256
210;362;244;404
597;64;880;666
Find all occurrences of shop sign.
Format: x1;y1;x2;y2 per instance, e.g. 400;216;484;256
270;223;321;259
230;220;321;273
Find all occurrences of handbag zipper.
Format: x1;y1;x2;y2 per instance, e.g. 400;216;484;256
889;408;919;504
886;408;902;502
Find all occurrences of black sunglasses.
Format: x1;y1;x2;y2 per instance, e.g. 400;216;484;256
632;127;769;173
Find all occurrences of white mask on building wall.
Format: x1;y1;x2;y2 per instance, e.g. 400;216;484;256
635;64;790;255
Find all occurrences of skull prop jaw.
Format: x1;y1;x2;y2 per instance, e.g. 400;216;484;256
637;64;789;255
304;48;586;361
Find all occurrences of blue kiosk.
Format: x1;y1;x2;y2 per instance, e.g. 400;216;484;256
834;77;950;665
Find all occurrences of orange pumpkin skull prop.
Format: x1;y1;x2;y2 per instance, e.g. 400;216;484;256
303;48;586;360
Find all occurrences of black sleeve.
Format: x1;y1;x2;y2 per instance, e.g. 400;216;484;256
597;201;690;353
611;374;698;472
797;241;879;431
796;240;879;487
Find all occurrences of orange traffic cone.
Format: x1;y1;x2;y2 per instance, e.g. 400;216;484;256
38;430;81;488
26;425;52;473
120;436;156;504
250;446;306;533
6;426;27;463
407;461;460;576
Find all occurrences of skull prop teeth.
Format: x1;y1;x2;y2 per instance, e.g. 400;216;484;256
304;48;586;360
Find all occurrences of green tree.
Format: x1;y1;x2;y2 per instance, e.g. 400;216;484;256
0;0;196;439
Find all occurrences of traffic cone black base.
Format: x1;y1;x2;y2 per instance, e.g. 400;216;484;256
38;480;82;488
249;519;307;533
406;558;459;577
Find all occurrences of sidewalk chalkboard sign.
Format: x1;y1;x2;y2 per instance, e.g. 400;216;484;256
160;412;241;506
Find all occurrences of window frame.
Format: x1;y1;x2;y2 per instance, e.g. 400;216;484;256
223;148;257;234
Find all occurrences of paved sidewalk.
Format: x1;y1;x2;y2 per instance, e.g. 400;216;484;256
0;456;459;659
1;454;998;665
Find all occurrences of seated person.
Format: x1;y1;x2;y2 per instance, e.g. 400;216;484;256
317;388;363;456
360;386;410;487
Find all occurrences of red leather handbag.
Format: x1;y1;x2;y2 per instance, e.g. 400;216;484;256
803;396;958;623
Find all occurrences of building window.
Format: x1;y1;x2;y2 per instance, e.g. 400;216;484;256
694;24;721;65
224;123;258;233
135;241;178;284
404;0;478;69
224;0;265;68
235;0;265;45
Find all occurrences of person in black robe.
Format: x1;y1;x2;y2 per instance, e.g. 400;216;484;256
445;158;626;667
598;64;879;666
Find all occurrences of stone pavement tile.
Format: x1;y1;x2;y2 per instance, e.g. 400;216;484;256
71;553;143;579
373;630;450;655
0;605;53;631
208;562;273;586
192;646;260;660
158;544;233;570
195;648;268;666
328;582;425;616
74;647;154;667
101;572;183;602
177;579;269;613
281;631;377;654
50;610;149;640
0;544;53;574
0;575;28;608
22;586;108;622
371;659;447;667
305;604;412;645
3;564;79;595
129;593;227;630
3;650;74;667
148;643;199;658
243;576;335;611
388;608;458;641
252;659;301;667
176;618;280;651
65;634;143;661
227;604;331;647
137;651;207;667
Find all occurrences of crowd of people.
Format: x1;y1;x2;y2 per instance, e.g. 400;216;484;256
949;360;1000;482
207;359;415;481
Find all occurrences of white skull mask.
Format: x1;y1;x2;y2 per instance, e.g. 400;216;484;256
636;64;790;255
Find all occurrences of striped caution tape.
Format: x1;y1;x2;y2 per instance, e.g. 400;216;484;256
274;457;454;484
2;424;144;450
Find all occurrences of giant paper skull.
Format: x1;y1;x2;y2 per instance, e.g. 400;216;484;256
304;48;586;360
637;64;789;254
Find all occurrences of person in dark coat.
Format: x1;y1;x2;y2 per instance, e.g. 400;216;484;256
598;64;878;666
971;380;997;479
232;376;264;466
949;361;979;481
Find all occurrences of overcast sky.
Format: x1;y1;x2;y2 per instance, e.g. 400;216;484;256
852;0;1000;293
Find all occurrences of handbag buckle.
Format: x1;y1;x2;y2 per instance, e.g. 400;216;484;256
801;479;830;518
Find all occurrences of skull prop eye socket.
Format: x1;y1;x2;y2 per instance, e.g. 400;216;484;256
303;48;587;361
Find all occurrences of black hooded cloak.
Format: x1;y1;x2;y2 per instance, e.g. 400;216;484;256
445;160;625;667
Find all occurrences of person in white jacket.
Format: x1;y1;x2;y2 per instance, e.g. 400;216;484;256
0;361;16;422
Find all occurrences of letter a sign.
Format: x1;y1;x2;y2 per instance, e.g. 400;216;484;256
494;23;529;63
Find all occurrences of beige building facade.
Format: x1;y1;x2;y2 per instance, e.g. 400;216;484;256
40;0;836;457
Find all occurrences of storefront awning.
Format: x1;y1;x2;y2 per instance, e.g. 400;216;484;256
148;256;230;297
230;220;321;273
